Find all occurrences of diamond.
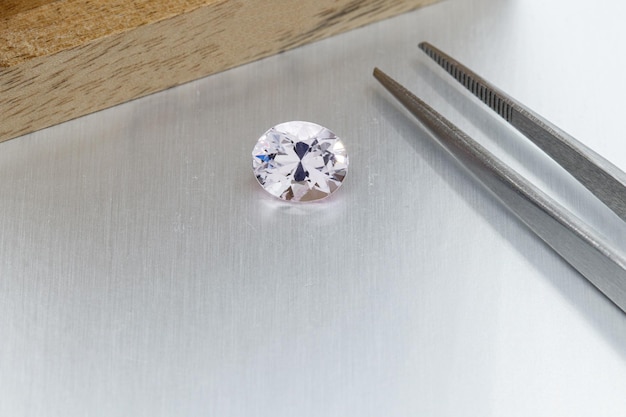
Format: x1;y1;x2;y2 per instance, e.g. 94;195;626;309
252;121;349;202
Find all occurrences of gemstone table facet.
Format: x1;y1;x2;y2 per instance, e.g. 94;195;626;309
252;121;349;202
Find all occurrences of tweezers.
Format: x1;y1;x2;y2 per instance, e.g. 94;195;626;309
373;42;626;313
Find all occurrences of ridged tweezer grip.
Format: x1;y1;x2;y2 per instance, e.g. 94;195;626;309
419;41;626;224
419;42;514;122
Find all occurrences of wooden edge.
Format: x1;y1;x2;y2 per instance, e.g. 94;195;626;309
0;0;221;68
0;0;438;142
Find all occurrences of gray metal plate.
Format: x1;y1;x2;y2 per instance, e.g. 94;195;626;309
1;0;626;415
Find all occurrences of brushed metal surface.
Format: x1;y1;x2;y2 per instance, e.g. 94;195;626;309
2;0;626;416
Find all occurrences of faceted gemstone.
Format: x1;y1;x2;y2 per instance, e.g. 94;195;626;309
252;121;349;202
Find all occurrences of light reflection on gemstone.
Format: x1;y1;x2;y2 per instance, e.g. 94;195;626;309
252;121;349;202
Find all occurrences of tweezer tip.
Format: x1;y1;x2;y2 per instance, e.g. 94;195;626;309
372;67;397;92
418;41;432;51
372;67;391;83
372;67;388;85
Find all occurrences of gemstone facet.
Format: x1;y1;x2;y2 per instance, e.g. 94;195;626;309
252;121;349;202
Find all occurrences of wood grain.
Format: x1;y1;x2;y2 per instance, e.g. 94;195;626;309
0;0;438;142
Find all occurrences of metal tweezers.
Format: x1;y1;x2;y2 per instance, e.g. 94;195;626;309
374;42;626;313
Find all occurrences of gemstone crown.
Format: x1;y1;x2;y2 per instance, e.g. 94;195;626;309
252;121;348;202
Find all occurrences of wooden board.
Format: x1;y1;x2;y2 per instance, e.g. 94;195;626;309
0;0;438;142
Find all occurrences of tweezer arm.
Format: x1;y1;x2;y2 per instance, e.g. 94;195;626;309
373;67;626;314
419;42;626;224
